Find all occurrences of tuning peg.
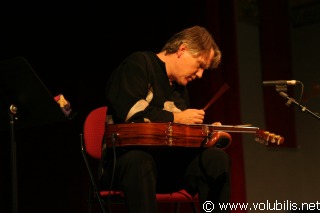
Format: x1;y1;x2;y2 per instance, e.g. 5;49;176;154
261;138;267;144
262;132;269;141
268;133;275;143
255;136;268;145
257;137;266;144
255;130;285;146
274;135;284;145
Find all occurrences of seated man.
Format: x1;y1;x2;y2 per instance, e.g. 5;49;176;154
99;26;231;213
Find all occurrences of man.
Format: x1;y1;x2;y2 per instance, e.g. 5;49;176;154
99;26;231;213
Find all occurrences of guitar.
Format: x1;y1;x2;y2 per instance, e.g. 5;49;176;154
105;122;284;149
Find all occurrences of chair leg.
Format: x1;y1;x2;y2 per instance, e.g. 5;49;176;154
88;184;93;213
174;203;180;213
190;202;198;213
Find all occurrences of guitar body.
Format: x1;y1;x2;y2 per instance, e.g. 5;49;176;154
105;122;284;149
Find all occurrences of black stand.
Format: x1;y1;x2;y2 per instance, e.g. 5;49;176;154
274;85;320;121
9;105;18;213
278;91;320;120
0;57;69;213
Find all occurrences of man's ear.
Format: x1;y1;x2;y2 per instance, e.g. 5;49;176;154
177;44;187;57
179;44;188;52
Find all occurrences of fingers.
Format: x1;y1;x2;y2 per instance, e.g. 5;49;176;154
192;109;205;123
197;109;205;116
173;109;205;124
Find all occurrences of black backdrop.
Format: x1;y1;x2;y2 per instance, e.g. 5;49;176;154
0;1;246;212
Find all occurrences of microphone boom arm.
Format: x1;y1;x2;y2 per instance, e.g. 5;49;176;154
278;92;320;120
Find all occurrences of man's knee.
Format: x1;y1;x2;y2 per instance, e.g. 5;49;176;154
123;150;156;171
201;148;231;172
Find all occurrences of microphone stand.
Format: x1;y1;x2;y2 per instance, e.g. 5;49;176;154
277;90;320;121
0;57;70;213
9;104;18;213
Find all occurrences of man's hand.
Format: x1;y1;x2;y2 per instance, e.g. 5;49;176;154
173;109;205;124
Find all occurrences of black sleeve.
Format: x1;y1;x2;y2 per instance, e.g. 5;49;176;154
105;52;174;123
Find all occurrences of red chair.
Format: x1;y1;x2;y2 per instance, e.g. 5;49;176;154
80;106;199;213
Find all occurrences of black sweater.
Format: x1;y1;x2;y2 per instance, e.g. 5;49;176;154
105;51;190;123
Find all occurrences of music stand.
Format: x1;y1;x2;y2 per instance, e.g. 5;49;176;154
0;57;69;213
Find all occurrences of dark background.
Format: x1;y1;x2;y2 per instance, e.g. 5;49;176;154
0;1;233;212
1;0;307;212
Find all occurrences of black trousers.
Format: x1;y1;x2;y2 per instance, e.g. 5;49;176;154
100;147;231;213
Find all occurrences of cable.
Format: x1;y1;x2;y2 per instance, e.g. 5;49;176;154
297;81;304;103
107;133;117;213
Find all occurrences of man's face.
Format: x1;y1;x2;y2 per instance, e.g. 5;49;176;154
174;47;214;86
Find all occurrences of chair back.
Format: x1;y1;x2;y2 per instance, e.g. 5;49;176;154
83;106;107;160
81;106;200;213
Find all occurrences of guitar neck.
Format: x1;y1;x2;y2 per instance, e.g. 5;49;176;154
177;124;284;145
208;125;259;134
176;123;260;134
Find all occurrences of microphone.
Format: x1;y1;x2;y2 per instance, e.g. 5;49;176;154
262;80;301;86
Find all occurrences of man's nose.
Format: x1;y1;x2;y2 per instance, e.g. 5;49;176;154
196;69;204;78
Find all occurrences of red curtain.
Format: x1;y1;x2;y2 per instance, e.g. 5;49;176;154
188;0;247;212
259;0;297;148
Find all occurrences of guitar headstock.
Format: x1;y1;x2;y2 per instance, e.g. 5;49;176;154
255;130;285;145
